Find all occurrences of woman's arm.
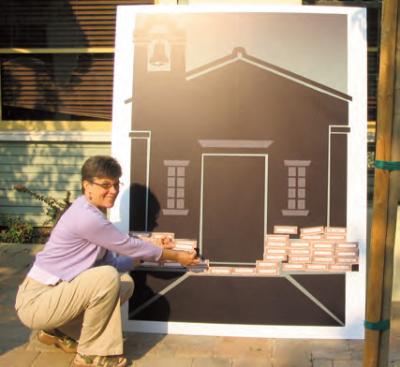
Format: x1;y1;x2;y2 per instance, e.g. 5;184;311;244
160;249;200;267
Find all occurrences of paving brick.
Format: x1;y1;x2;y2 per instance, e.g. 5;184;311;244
134;355;192;367
271;339;313;367
0;325;30;354
232;356;272;367
333;361;362;367
312;359;333;367
192;356;232;367
123;332;166;359
311;340;350;359
31;351;74;367
25;331;65;353
346;340;364;360
214;336;271;359
0;344;39;367
151;334;219;358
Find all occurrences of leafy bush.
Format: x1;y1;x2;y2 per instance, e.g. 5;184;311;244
0;216;35;244
13;185;71;226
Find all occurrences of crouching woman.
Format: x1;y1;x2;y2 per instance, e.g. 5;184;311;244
15;155;198;367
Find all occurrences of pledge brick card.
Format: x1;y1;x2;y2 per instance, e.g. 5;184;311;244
300;226;325;235
335;249;359;257
151;232;175;240
305;263;329;271
312;241;336;250
289;240;311;249
232;267;256;275
273;225;298;235
288;255;311;264
329;264;352;272
336;242;359;250
265;240;289;248
256;260;279;269
312;249;335;257
265;248;288;255
324;233;347;241
208;267;233;275
265;234;289;243
264;254;288;262
336;256;359;264
288;248;311;256
301;233;325;240
282;263;305;272
255;267;279;276
312;256;336;264
325;227;347;234
173;239;197;251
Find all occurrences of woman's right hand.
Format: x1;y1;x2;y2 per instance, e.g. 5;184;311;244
176;250;200;267
160;249;200;267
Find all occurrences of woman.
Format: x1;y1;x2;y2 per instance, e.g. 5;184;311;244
15;155;198;367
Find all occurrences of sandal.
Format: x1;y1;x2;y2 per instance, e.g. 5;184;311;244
73;353;127;367
37;329;78;353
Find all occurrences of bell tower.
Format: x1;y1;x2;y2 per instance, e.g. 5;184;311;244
133;16;186;76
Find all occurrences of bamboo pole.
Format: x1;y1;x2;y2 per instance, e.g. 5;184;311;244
378;4;400;363
363;0;399;365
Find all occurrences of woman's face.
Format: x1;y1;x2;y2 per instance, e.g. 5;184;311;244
83;177;120;210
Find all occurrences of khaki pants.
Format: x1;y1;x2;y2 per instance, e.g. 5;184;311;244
15;265;134;356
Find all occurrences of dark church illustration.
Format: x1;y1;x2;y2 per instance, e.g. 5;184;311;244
126;14;354;328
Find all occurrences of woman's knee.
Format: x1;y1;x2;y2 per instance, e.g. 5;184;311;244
93;266;121;294
120;273;134;303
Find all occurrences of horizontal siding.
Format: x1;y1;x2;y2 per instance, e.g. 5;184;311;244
0;141;111;226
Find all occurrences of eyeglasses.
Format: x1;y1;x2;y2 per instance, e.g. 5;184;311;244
91;181;122;190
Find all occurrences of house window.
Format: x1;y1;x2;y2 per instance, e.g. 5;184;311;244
162;160;189;216
282;160;311;216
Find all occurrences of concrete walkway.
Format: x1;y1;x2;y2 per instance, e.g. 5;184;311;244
0;244;399;367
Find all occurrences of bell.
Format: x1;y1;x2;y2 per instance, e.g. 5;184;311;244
149;41;169;66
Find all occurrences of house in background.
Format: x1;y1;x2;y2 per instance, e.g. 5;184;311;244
130;17;352;264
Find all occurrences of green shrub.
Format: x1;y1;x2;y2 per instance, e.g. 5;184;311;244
13;185;71;226
0;216;35;244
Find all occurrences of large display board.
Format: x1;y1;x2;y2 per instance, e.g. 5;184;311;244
111;5;367;339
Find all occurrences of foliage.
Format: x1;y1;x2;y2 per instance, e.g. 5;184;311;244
13;184;72;226
0;216;35;244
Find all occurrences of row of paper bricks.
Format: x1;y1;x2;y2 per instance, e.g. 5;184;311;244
135;226;350;251
135;232;197;252
272;225;348;240
139;260;354;274
207;261;356;275
264;241;358;262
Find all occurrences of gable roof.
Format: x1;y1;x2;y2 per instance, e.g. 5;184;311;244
186;47;352;102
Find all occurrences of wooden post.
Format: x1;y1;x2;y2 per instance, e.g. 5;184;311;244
363;0;399;366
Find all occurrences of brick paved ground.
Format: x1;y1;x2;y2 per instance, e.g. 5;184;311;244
0;244;399;367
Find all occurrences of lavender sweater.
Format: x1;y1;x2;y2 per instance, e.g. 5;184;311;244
28;195;162;283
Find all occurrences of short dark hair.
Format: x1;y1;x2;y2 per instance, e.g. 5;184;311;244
81;155;122;193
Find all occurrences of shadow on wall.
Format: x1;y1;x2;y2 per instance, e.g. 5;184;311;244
119;184;171;341
129;183;161;233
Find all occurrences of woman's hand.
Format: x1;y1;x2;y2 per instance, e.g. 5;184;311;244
176;250;200;267
160;249;200;267
159;235;175;249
